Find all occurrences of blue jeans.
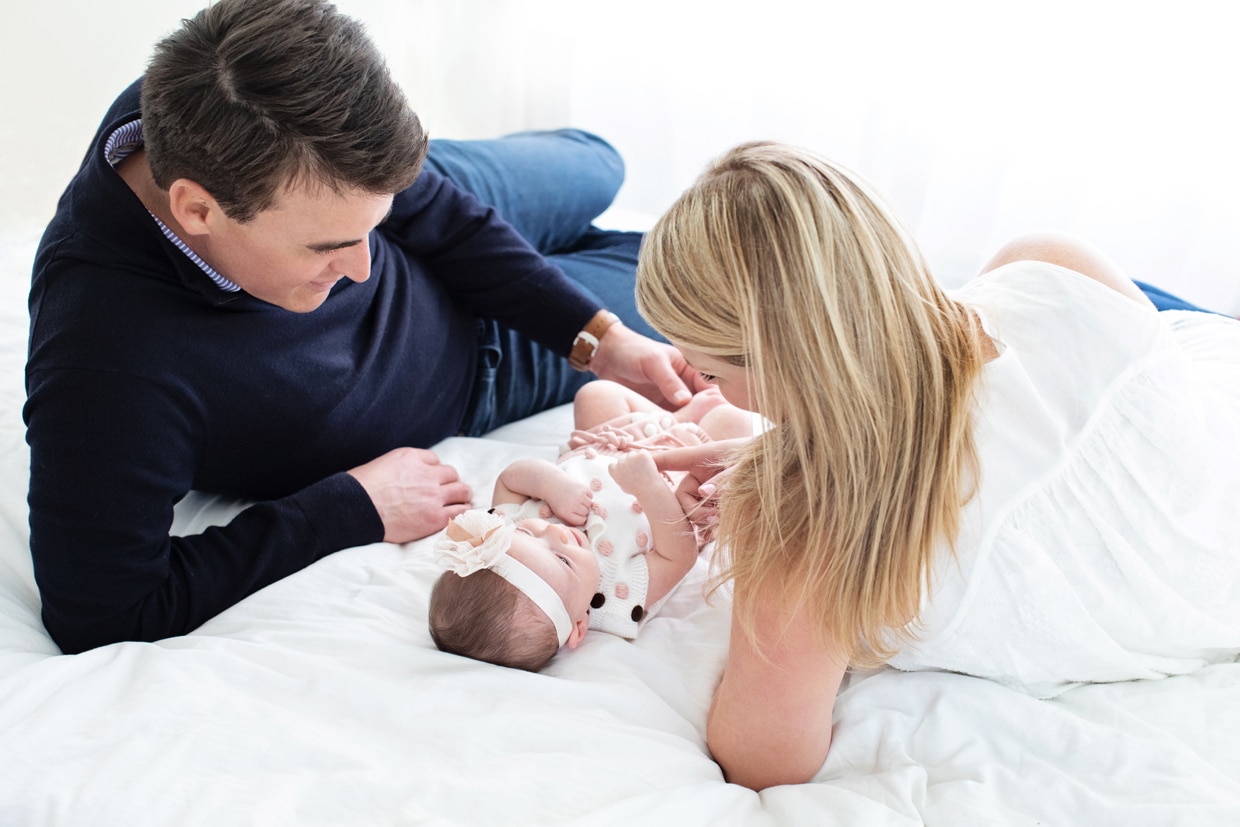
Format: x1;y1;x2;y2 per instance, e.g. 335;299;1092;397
1133;280;1216;313
425;130;651;437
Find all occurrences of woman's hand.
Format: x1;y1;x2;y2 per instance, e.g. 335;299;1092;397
652;439;746;540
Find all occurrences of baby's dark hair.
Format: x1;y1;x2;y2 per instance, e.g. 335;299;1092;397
429;570;559;672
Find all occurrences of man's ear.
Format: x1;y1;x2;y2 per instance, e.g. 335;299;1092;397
166;178;220;236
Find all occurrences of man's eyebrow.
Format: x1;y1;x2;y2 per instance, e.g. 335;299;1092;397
306;237;365;253
305;205;393;253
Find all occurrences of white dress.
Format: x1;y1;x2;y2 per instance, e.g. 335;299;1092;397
886;261;1240;697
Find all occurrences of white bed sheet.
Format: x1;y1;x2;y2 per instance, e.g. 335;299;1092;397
1;225;1238;826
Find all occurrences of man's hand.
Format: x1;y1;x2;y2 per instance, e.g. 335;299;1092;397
587;323;710;411
348;447;473;543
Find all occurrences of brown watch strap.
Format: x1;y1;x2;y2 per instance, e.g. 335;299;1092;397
568;310;621;371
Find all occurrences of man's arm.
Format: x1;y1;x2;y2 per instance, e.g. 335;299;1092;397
380;169;599;355
24;369;384;654
381;170;698;409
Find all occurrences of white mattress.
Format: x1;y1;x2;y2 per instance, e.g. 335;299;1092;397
1;225;1238;825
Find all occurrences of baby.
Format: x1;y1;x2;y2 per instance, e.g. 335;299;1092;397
428;380;752;671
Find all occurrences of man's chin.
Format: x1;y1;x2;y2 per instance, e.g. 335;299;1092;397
274;290;333;314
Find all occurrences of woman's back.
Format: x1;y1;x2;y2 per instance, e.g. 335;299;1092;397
889;260;1240;697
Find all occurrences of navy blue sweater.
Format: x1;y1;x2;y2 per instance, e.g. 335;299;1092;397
25;81;600;653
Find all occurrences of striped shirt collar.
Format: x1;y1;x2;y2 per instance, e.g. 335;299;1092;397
104;120;242;294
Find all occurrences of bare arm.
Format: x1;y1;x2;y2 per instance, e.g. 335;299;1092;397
608;451;698;604
980;231;1155;309
708;582;847;790
493;458;593;526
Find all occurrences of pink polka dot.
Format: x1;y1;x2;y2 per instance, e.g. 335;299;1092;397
615;583;630;600
538;503;552;519
591;503;608;519
630;500;643;513
636;530;649;549
597;540;614;557
589;477;603;491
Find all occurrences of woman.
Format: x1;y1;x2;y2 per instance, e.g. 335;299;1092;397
636;141;1240;790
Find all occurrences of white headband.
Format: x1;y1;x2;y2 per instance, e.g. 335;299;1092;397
434;509;572;646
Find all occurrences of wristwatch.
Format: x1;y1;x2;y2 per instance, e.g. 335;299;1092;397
568;309;621;371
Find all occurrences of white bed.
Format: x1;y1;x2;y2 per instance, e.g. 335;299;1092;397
1;223;1238;826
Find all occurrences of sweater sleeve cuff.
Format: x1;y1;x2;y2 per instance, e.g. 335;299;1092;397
290;471;385;557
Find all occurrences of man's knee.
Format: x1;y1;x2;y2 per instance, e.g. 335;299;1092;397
505;128;624;198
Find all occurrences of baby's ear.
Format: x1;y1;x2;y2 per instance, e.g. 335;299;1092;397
564;616;590;649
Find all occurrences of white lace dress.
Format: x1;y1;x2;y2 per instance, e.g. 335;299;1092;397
886;261;1240;697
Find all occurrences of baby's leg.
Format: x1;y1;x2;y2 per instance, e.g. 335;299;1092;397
573;380;659;430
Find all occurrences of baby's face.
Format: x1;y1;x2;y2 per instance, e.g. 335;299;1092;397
506;519;601;622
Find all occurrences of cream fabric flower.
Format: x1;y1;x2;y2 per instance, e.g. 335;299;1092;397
434;509;516;576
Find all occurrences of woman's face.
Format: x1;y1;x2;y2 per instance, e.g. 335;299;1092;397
675;345;756;413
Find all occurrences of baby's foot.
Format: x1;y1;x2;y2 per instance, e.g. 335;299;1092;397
675;387;728;424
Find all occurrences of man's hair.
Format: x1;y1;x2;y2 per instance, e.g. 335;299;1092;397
141;0;426;221
429;570;560;672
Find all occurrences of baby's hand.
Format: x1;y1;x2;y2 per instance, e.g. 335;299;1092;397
608;450;660;496
545;479;594;526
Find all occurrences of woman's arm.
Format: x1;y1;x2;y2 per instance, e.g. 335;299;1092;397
708;582;848;790
652;438;747;530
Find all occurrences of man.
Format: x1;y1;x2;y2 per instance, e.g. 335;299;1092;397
26;0;701;653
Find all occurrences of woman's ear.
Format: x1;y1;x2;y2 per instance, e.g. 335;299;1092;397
166;178;220;236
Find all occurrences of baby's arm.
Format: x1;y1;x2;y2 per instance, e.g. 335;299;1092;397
608;451;698;604
493;458;593;526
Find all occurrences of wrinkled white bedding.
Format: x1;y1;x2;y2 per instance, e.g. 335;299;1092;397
0;225;1237;826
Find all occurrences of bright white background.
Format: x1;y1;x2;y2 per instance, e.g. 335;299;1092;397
5;0;1238;310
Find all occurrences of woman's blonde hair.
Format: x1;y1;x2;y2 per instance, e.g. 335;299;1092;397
635;141;984;666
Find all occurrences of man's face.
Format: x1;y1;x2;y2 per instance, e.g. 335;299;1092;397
202;181;393;313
